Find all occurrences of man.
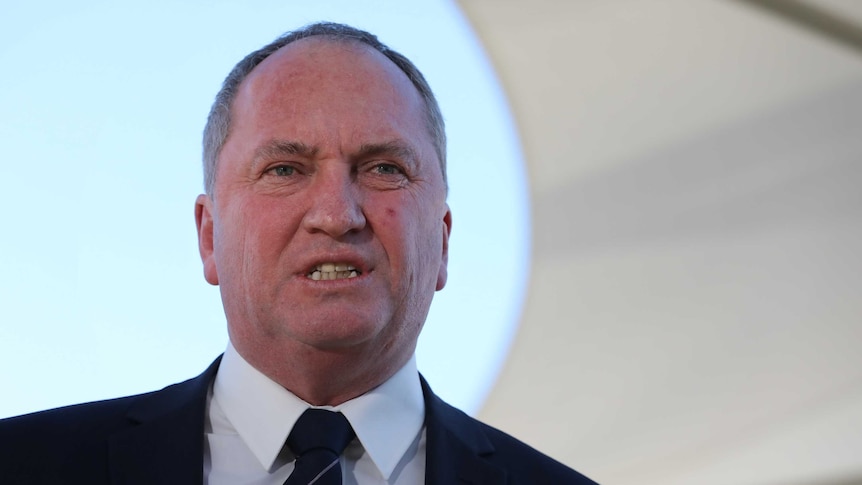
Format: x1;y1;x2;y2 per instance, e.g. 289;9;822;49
0;22;597;484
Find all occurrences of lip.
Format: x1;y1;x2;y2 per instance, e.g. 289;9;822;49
297;252;371;280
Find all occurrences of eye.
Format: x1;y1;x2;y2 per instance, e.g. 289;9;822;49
269;165;296;176
371;163;403;175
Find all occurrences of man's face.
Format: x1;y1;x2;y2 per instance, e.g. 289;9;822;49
195;39;450;369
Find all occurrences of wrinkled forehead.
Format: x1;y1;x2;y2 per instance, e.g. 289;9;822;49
214;35;446;194
224;37;434;161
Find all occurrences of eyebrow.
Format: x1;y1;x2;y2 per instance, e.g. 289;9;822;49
355;140;419;165
251;139;419;165
253;140;318;163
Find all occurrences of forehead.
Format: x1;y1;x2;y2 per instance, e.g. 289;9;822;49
250;37;402;84
231;38;428;139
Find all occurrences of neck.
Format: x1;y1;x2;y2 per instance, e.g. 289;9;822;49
231;338;413;406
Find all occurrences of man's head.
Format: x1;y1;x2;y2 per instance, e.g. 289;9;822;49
194;23;451;404
202;22;447;196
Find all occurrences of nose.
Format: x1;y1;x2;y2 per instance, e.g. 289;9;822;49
301;168;366;238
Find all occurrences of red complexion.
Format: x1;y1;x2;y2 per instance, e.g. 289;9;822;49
195;39;450;405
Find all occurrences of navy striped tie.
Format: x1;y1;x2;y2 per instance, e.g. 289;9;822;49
284;409;355;485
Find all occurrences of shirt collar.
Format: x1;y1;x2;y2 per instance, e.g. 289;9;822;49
212;342;425;480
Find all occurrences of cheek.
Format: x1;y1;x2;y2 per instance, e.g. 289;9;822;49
241;196;297;237
217;197;290;266
392;206;440;268
372;203;401;231
370;199;439;269
374;204;414;258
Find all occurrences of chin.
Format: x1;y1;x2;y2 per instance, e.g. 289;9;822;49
289;314;392;350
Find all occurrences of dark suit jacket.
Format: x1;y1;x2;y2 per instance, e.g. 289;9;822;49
0;357;597;484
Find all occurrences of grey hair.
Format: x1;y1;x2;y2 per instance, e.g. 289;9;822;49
202;21;447;195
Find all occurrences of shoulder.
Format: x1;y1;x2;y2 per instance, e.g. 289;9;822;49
0;359;216;442
421;376;598;484
0;358;219;481
0;392;157;481
0;388;164;445
465;411;598;484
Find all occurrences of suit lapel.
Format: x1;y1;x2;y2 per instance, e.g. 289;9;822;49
102;361;506;484
421;376;508;485
108;357;221;485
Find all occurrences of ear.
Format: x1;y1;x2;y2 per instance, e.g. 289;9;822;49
435;205;452;291
195;194;219;286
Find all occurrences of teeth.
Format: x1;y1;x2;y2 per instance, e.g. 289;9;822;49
308;263;360;280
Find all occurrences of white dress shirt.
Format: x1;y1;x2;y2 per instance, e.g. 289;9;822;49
203;343;426;484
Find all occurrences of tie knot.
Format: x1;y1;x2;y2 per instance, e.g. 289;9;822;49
287;409;355;457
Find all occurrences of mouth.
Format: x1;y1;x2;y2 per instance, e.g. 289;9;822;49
307;263;362;281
